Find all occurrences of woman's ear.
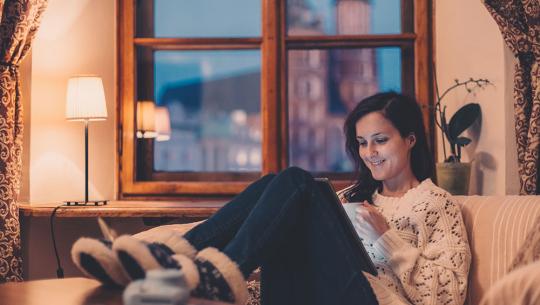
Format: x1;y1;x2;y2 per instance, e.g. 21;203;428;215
407;133;416;148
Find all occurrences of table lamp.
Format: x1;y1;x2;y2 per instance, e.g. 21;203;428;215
65;76;108;205
155;106;171;141
136;100;157;139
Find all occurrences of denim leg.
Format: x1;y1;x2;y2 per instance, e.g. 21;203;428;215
183;173;276;251
222;167;378;305
260;187;379;305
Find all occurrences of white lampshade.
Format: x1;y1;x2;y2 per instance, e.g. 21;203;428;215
66;76;107;121
136;100;157;138
155;106;171;141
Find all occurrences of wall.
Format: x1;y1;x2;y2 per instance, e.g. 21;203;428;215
22;0;138;280
435;0;518;195
22;217;149;280
30;0;116;203
20;54;32;202
503;47;519;195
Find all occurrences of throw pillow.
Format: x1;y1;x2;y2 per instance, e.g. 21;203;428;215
507;215;540;272
479;260;540;305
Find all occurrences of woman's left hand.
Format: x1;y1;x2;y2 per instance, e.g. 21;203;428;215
355;202;390;243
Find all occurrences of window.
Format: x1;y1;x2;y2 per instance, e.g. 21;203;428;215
118;0;433;199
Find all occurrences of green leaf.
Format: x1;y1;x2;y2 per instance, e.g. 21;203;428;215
448;103;480;141
456;136;472;147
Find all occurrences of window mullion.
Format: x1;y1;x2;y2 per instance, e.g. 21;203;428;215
133;0;155;181
134;37;262;49
119;0;137;195
286;33;416;44
414;0;434;156
261;0;283;174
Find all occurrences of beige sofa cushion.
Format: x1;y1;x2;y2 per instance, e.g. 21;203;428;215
507;214;540;272
478;260;540;305
456;196;540;305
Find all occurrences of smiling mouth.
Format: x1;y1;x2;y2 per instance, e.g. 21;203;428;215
368;160;385;166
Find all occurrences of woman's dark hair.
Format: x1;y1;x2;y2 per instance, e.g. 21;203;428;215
342;92;433;203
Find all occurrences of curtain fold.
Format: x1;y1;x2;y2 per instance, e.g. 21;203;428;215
0;0;47;282
483;0;540;194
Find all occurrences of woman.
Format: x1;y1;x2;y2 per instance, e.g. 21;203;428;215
72;92;471;305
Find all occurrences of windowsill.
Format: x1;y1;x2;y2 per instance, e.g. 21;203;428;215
19;200;226;218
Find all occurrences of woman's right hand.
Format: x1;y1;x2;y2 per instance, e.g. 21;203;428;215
355;201;389;244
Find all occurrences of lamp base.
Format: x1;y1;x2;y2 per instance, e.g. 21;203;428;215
64;200;108;206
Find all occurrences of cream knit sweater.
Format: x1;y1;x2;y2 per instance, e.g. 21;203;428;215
339;179;471;305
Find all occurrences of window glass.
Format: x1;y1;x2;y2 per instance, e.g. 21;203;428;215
287;0;402;36
287;47;401;172
137;50;262;172
137;0;261;37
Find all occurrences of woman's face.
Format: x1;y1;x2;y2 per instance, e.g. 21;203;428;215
355;112;415;184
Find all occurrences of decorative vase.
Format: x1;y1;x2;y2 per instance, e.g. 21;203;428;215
435;162;472;195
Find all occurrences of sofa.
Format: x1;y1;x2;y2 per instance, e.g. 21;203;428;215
151;195;540;305
456;195;540;305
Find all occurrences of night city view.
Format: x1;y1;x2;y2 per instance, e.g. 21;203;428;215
143;0;402;173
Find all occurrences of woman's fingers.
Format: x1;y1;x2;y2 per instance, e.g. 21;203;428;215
356;207;369;219
355;203;390;241
356;204;378;220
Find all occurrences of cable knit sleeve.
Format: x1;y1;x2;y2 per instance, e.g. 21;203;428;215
373;191;471;305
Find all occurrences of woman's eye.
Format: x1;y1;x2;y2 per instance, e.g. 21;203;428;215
358;140;367;146
375;138;388;144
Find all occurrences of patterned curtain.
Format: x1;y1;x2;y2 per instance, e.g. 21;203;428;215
0;0;47;282
483;0;540;194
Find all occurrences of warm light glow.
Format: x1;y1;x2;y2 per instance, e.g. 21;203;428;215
65;76;107;121
137;101;157;138
231;109;247;125
236;150;248;166
155;106;171;142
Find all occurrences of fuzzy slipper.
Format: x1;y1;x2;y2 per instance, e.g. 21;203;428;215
175;248;248;305
113;233;197;281
72;228;196;285
71;238;130;286
136;229;198;259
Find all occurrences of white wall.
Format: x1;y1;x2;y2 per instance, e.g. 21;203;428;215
435;0;518;195
23;0;122;281
20;53;32;202
503;47;519;195
30;0;116;203
22;217;149;280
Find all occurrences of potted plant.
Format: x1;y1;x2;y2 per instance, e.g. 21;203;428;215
433;77;492;195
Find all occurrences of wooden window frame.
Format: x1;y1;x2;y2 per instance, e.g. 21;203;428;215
117;0;434;200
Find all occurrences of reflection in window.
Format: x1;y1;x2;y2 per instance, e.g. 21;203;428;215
308;50;321;68
307;75;322;100
288;47;401;172
148;50;262;172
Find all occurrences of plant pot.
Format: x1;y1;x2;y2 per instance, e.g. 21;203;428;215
436;162;471;195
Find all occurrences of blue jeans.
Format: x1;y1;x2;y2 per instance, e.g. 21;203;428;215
183;167;378;305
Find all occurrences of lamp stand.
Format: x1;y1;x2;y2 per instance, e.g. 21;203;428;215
65;120;108;206
85;119;88;203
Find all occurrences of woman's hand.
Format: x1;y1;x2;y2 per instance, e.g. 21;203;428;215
355;201;390;243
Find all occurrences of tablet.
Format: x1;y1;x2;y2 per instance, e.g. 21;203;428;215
314;178;378;276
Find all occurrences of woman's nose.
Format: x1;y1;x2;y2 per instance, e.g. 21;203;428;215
367;145;378;157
